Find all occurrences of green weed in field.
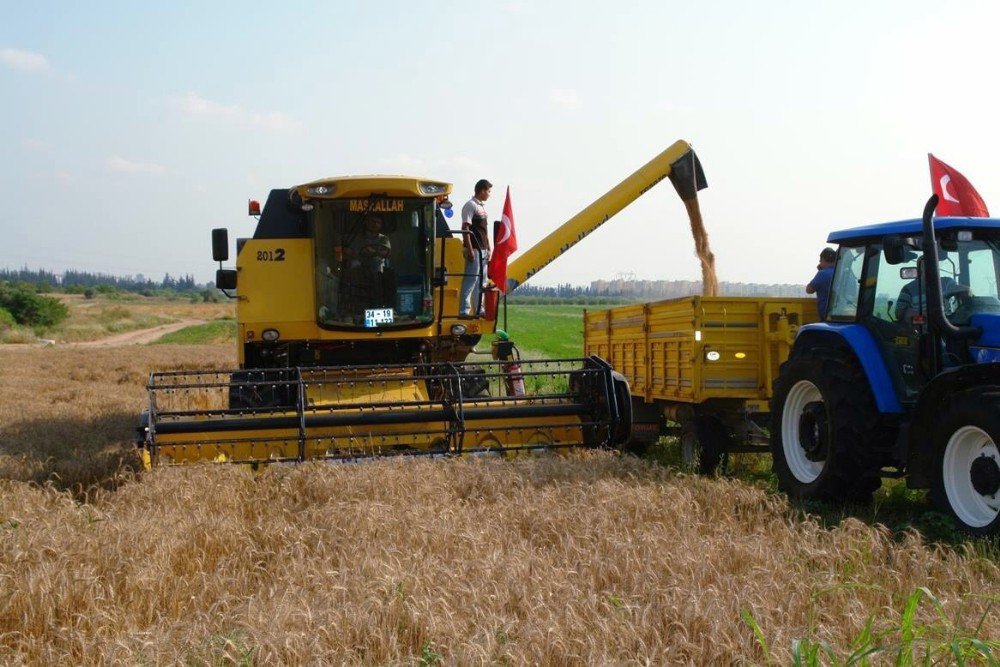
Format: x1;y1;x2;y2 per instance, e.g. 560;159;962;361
743;587;999;665
154;318;236;344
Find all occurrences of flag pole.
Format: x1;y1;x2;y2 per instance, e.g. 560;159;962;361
503;291;508;332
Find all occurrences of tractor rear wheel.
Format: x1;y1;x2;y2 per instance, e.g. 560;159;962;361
770;347;882;502
679;417;728;475
930;387;1000;536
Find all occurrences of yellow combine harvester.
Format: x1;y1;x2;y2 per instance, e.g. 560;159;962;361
138;140;708;466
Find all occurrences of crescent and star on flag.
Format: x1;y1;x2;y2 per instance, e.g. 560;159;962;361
939;175;961;204
496;213;514;245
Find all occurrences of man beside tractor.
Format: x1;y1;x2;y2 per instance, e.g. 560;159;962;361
806;247;837;319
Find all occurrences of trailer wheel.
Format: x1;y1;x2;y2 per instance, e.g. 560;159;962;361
930;388;1000;536
770;347;881;502
679;417;727;475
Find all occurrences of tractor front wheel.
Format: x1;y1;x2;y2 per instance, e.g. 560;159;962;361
770;347;882;502
930;388;1000;536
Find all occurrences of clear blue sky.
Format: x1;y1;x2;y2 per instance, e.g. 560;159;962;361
2;1;998;286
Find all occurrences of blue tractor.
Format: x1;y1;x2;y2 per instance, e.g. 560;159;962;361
771;196;1000;535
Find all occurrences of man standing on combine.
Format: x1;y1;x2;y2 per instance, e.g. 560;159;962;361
460;179;492;316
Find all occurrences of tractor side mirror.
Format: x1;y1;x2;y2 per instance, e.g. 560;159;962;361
212;228;230;262
883;234;919;265
883;235;906;265
900;267;919;280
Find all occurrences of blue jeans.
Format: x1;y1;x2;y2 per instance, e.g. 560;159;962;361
459;249;488;315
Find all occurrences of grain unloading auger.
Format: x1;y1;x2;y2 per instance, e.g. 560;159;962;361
138;140;707;466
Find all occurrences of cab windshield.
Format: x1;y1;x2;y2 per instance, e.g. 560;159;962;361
934;233;1000;325
313;197;435;329
869;232;1000;326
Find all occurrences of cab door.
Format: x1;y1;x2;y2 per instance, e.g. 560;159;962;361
860;243;928;402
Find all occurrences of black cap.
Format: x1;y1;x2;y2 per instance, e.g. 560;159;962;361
475;179;493;193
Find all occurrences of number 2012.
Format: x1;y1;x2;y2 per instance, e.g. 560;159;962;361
256;249;285;261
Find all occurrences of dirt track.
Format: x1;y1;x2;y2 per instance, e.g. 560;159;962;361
68;319;204;347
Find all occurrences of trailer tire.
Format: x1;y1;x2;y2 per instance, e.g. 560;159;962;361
770;347;882;502
679;417;727;475
929;387;1000;536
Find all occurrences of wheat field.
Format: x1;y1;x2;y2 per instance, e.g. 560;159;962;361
1;344;997;664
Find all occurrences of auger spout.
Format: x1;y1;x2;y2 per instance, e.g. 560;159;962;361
505;140;709;292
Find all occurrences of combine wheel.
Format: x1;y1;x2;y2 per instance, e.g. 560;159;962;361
930;388;1000;536
618;396;659;456
679;417;727;475
770;348;882;502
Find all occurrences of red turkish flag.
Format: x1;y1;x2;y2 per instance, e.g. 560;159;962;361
488;187;518;293
929;154;989;217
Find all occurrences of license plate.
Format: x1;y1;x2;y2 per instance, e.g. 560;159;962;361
364;308;394;327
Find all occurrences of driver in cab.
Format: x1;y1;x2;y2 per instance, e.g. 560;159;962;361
895;271;969;324
345;215;391;274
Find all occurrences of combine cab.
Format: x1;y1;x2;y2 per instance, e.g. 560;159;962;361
139;141;707;466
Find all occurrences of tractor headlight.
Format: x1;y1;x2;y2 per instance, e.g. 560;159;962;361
419;182;447;196
450;324;467;337
306;184;336;196
705;350;720;362
262;328;280;342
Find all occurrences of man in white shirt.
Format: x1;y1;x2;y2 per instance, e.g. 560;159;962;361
459;179;492;316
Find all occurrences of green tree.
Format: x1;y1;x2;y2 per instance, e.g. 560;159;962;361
0;282;70;328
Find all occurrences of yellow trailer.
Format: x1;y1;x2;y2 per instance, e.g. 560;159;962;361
584;296;819;471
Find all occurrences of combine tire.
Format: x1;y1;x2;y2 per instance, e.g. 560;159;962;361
770;347;882;502
619;396;659;456
679;417;728;475
930;387;1000;536
610;372;633;449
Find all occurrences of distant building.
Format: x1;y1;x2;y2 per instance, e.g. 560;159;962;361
589;279;803;299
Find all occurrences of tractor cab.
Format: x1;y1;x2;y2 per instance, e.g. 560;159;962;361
824;217;1000;402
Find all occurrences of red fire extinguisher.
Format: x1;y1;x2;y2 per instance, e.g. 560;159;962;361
493;330;525;397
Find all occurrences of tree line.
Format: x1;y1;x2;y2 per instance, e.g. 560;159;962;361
0;267;223;333
0;267;202;293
